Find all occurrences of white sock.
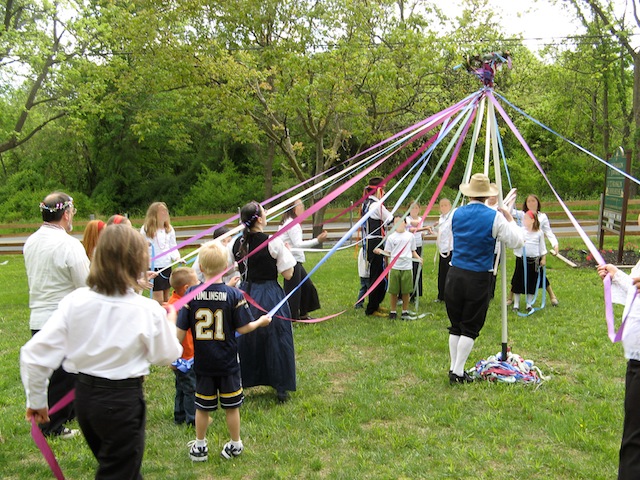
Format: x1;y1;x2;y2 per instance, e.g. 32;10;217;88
513;294;520;309
196;438;207;448
526;294;534;306
452;336;475;376
448;335;460;371
231;439;243;448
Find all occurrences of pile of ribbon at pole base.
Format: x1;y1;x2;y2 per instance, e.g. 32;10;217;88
469;350;549;384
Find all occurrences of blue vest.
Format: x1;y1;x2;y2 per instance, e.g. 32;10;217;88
451;203;497;272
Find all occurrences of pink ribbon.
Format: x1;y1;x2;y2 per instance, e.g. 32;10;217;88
420;103;479;224
30;389;76;480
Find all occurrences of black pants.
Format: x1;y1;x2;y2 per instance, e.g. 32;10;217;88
444;266;492;340
75;375;146;480
619;359;640;479
31;329;76;436
410;246;423;300
437;252;451;301
365;239;386;315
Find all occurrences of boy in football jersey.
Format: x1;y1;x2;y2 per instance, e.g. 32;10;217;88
177;242;271;462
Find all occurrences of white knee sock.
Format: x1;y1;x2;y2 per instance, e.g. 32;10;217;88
526;294;534;306
513;293;520;309
448;335;460;371
452;336;475;377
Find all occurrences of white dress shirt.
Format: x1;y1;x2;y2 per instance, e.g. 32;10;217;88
20;287;183;409
23;224;90;330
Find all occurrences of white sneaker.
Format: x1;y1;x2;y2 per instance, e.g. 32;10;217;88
221;441;243;459
188;439;208;462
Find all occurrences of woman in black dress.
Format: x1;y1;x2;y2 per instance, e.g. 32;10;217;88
233;202;297;402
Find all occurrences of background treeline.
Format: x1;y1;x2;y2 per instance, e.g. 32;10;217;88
0;0;636;222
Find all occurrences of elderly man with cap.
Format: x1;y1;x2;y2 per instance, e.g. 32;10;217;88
445;174;524;384
23;191;90;437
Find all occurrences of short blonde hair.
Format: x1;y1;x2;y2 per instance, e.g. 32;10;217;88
170;266;197;289
87;224;148;295
198;241;229;278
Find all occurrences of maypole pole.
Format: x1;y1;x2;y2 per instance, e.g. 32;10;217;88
465;51;513;363
488;96;510;363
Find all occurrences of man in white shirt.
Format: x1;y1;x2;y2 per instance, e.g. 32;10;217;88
23;191;90;437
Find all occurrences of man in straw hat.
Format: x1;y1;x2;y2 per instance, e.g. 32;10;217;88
445;173;523;384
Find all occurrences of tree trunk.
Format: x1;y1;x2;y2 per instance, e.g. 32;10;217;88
633;53;640;180
264;140;275;199
312;135;326;231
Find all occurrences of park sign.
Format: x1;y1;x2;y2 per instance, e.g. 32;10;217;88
598;146;630;262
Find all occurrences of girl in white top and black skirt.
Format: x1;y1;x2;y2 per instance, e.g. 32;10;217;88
141;202;181;304
510;210;547;312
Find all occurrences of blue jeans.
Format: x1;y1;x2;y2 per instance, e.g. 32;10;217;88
356;277;369;307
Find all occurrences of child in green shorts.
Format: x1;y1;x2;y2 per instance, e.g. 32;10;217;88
374;215;423;319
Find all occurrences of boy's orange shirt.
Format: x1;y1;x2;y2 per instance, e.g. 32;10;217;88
168;291;194;360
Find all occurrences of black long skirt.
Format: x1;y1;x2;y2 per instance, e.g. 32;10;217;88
238;280;296;394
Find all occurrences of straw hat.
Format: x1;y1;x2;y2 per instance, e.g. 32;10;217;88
459;173;499;198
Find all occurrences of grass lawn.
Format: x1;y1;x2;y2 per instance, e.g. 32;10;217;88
0;237;631;479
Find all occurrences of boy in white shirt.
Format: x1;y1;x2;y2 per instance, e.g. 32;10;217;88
374;216;423;320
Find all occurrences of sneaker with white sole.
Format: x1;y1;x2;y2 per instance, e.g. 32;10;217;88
221;441;243;459
188;439;208;462
57;427;79;439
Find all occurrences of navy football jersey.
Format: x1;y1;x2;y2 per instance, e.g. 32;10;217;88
177;283;253;376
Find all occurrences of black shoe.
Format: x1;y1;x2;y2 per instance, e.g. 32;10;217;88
276;391;290;403
449;372;475;385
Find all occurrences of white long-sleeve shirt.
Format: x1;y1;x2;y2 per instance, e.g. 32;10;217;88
20;287;183;410
278;218;319;264
610;262;640;361
23;224;90;330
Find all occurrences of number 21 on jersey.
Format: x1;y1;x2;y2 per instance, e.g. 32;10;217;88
194;308;225;341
